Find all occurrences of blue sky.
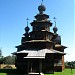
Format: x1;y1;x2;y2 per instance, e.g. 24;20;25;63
0;0;74;61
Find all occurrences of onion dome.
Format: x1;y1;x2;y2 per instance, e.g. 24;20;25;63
25;26;30;33
53;26;58;34
53;35;61;44
38;4;46;14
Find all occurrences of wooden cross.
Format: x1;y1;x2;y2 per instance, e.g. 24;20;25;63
26;18;29;26
41;0;43;4
53;17;57;26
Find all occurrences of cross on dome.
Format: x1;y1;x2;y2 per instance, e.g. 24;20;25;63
38;0;46;14
25;18;30;33
53;17;57;26
41;0;43;4
53;17;58;34
26;18;29;26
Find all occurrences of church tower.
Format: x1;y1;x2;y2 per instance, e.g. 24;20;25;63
13;1;67;75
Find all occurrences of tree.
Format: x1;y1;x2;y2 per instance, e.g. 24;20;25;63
0;49;2;57
0;49;4;64
0;56;4;64
65;61;69;66
3;55;15;65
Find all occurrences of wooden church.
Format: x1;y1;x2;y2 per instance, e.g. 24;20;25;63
13;1;67;75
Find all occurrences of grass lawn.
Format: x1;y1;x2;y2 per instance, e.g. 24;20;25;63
45;69;75;75
0;69;75;75
0;73;7;75
0;73;24;75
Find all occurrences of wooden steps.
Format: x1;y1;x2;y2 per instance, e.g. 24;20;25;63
28;72;44;75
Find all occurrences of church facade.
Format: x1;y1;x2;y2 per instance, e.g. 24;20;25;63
13;2;67;75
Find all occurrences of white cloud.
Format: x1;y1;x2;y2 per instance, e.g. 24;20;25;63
64;46;75;62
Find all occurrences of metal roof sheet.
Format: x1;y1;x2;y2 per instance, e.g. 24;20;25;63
12;49;66;57
24;56;45;59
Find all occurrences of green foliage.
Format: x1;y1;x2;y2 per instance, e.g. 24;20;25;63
0;49;4;64
65;61;69;66
3;55;15;65
0;49;2;57
0;55;15;65
65;61;75;68
0;56;4;64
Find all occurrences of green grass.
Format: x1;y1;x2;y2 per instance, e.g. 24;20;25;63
0;73;7;75
0;69;25;75
45;69;75;75
0;73;24;75
0;69;75;75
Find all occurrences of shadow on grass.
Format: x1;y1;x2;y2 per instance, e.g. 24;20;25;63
0;69;26;75
6;73;25;75
0;69;75;75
